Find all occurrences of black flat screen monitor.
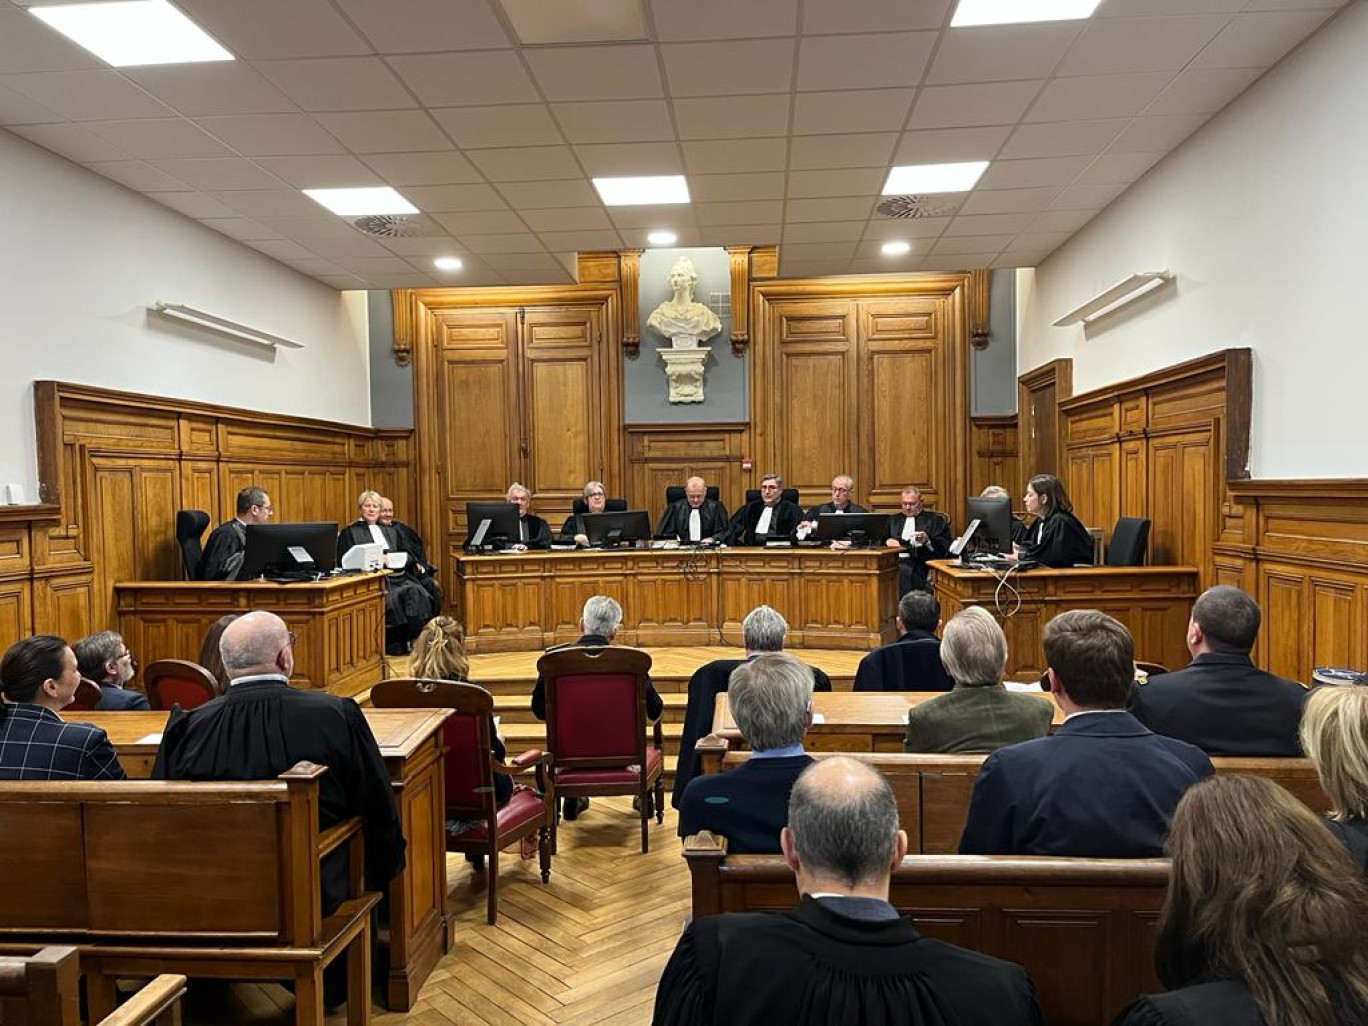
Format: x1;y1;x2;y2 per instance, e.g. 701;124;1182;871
465;501;522;549
810;512;890;545
241;522;337;579
582;510;652;548
966;496;1013;554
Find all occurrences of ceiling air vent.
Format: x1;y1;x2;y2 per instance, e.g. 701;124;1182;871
875;194;962;219
350;213;442;238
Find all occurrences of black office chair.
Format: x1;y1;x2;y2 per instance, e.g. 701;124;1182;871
664;485;720;505
572;497;627;514
175;509;210;581
744;488;800;505
1106;517;1151;567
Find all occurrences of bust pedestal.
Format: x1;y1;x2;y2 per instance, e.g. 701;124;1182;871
659;346;710;403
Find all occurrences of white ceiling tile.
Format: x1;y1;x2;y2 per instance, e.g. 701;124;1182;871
253;155;382;188
283;233;390;258
361;151;483;185
551;100;674;144
518;207;613;232
1025;73;1172;121
1101;0;1243;15
196;114;346;156
894;126;1012;164
378;235;469;256
1145;67;1263;115
1028;209;1097;233
85;160;193;192
796;33;936;92
313;111;453;153
0;84;62;125
683;137;789;174
199;217;283;241
607;204;701;229
976;156;1091;188
434;210;531;234
0;7;102;73
9;123;133;163
524;45;663;101
931;234;1011;255
802;0;953;34
792;89;915;136
481;252;568;271
256;214;375;240
84;119;235;159
786;167;884;198
246;238;327;261
500;0;646;45
500;267;575;285
1001;231;1071;252
652;0;798;39
852;239;929;260
211;190;334;218
662;40;796;98
2;71;174;122
176;0;371;58
1108;114;1210;152
618;227;706;247
783;221;866;243
335;0;511;52
942;213;1034;236
254;58;416;113
926;23;1080;85
1060;16;1231;76
333;255;422;274
780;241;857;262
123;65;298;117
467;145;584;181
431;104;564;149
1242;0;1349;9
318;273;371;289
1000;120;1126;159
1192;10;1334;68
496;178;601;208
697;200;786;226
1074;151;1165;184
920;253;1000;269
388;52;541;107
459;233;551;254
785;196;877;222
957;187;1061;214
861;216;952;240
1049;182;1129;210
149;157;286;190
908;82;1042;130
671;95;791;140
788;133;896;170
402;184;508;211
698;224;779;245
573;141;682;176
690;173;788;202
849;255;927;273
147;191;242;219
283;257;347;275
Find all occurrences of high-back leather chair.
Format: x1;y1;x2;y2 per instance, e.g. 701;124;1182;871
1106;517;1151;567
744;488;800;505
371;678;553;924
538;646;663;853
175;510;210;581
571;497;627;514
144;659;218;710
664;485;720;505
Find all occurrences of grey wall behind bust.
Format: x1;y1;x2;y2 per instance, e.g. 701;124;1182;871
970;269;1018;416
368;290;413;429
625;247;748;423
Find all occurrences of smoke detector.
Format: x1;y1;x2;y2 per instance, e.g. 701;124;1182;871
350;213;443;238
875;194;962;219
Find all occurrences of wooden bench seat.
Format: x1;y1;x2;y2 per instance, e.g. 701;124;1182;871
0;946;185;1026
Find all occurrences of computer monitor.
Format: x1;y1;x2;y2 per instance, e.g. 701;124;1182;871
582;510;652;548
966;495;1013;554
240;522;337;580
810;512;890;546
464;501;522;550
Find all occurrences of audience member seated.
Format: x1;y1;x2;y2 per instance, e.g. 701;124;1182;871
1129;586;1307;755
854;591;953;692
73;629;150;711
728;474;801;546
677;653;815;853
197;614;237;697
1013;474;1092;568
981;485;1030;545
338;489;440;655
200;485;272;581
657;476;729;544
0;635;126;780
1300;684;1368;871
884;486;952;594
560;480;608;547
531;595;662;820
672;605;832;809
506;481;551;551
959;610;1213;857
655;757;1043;1025
903;607;1051;754
797;474;867;534
378;493;443;608
1114;775;1368;1026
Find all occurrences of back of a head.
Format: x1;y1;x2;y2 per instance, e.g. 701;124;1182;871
1191;585;1261;654
729;653;812;752
1160;774;1368;1025
897;591;939;633
411;616;470;682
940;606;1007;687
1300;685;1368;821
1042;609;1133;707
198;614;238;694
0;635;69;705
788;757;900;889
980;485;1010;501
220;611;288;677
73;630;122;682
742;604;787;652
581;594;622;638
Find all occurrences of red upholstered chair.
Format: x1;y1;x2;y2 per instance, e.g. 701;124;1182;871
371;677;554;925
65;678;103;713
143;659;217;711
538;646;664;853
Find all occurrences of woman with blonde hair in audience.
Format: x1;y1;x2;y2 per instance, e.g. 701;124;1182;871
1300;684;1368;870
1114;774;1368;1025
197;614;237;697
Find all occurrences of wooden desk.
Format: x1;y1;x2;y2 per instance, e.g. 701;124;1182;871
712;691;1062;752
66;708;449;1012
456;547;899;653
931;560;1199;677
114;574;385;698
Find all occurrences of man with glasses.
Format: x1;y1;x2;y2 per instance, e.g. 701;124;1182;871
797;474;867;534
201;486;274;581
73;630;149;711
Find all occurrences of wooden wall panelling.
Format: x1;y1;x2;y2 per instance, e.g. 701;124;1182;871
1018;358;1072;481
624;424;748;514
969;416;1019;499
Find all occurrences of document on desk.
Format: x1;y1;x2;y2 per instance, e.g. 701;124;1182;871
136;732;164;744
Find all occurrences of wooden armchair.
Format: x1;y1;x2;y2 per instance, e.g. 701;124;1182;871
538;646;664;853
64;678;103;713
0;946;185;1026
371;678;553;925
144;659;218;710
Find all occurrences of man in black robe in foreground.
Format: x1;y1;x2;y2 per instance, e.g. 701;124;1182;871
200;485;273;581
653;758;1042;1026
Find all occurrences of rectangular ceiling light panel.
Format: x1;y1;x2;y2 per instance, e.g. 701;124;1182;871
951;0;1101;27
882;161;989;195
31;1;233;67
593;175;690;206
304;187;418;215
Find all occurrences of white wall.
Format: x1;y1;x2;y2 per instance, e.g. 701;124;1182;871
1017;2;1368;480
0;130;371;500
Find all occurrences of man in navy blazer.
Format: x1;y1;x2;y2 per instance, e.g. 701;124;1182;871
1128;586;1307;756
959;609;1213;858
853;591;953;692
73;630;150;711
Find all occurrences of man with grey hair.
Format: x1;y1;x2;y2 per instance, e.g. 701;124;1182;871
505;481;551;551
729;474;801;545
672;605;832;808
73;629;149;710
655;758;1042;1024
201;485;273;580
677;653;815;853
854;591;953;692
797;474;867;534
656;475;729;544
884;485;953;595
1129;585;1307;755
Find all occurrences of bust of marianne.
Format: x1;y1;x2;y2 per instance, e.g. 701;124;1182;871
646;257;722;347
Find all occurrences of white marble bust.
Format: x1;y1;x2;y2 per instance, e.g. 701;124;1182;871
646;257;722;348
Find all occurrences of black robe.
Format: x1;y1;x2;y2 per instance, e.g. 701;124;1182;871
657;499;731;543
517;514;552;550
1018;510;1093;568
729;500;802;546
387;517;443;609
887;512;953;594
337;522;439;640
152;676;405;917
200;519;246;581
652;896;1043;1026
803;501;868;520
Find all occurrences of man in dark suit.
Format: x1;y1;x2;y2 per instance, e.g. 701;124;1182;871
656;476;729;544
729;474;801;546
672;604;832;808
854;591;953;692
73;629;150;711
796;474;867;534
959;609;1213;858
884;486;952;594
677;653;815;853
505;481;551;551
1129;586;1307;755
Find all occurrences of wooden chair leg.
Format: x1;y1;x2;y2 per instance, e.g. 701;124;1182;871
294;967;325;1026
347;917;371;1025
487;843;500;925
539;821;552;883
640;784;650;854
86;969;118;1021
655;774;665;825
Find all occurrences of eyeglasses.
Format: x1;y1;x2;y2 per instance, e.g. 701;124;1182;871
832;486;851;494
116;649;133;661
587;491;605;498
280;631;297;658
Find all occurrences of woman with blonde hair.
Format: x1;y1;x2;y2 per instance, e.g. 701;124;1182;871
1114;774;1368;1025
1300;684;1368;869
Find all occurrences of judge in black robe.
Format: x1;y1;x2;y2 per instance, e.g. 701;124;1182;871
885;489;953;594
200;519;247;581
338;520;439;653
1017;509;1092;567
729;494;802;546
657;498;730;544
377;501;444;612
799;475;867;528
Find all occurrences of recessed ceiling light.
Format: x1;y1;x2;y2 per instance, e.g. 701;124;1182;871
303;187;417;216
647;230;678;246
30;1;233;67
881;241;912;256
882;161;989;195
593;175;690;207
951;0;1101;28
433;256;463;272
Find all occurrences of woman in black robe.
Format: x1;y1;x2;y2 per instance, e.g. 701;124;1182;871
1015;473;1093;567
337;490;438;654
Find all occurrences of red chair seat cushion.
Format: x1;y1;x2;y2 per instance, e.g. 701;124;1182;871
556;746;663;786
448;787;546;843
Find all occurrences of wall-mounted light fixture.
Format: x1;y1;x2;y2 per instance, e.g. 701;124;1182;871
1053;271;1173;327
150;302;305;351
